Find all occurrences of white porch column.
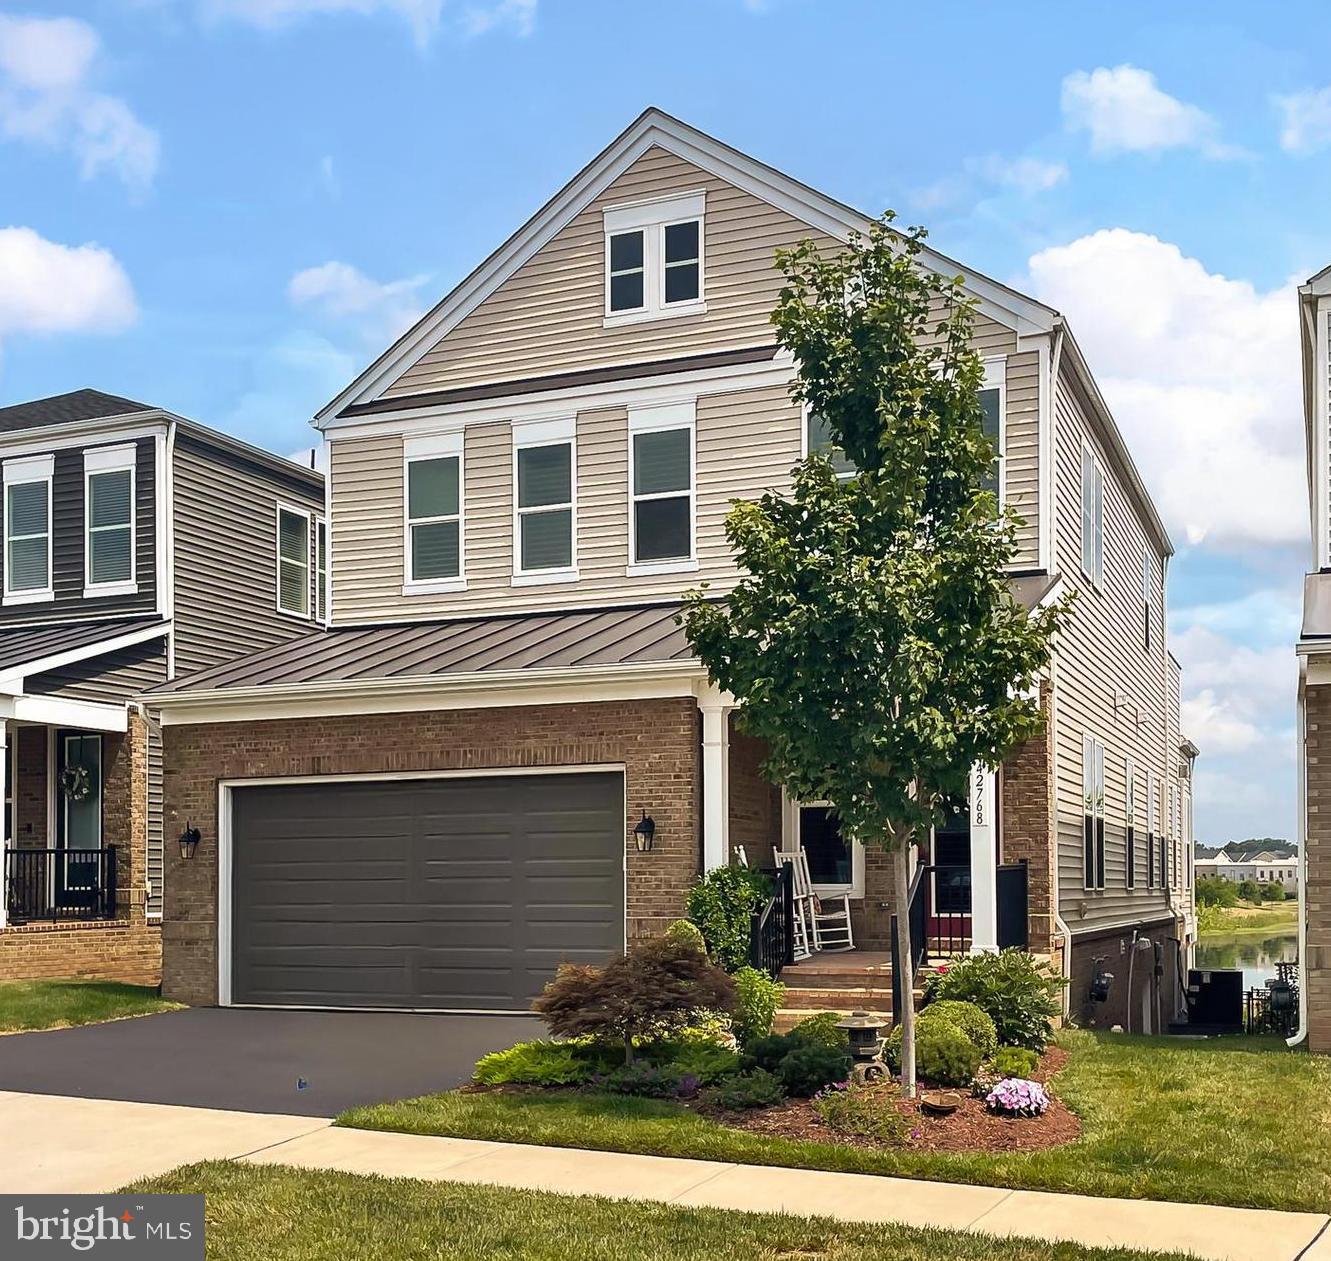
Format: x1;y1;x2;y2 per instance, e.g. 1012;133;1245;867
699;689;732;871
969;762;999;953
0;719;8;931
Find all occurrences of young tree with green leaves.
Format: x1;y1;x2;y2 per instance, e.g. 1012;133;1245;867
682;216;1068;1097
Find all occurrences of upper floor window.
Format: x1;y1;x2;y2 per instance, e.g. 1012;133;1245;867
3;454;53;604
805;410;856;478
979;358;1005;500
84;445;136;596
405;432;463;591
603;191;705;324
1080;443;1104;589
514;417;576;582
1125;757;1137;890
277;505;310;617
316;517;329;622
1082;733;1105;890
629;402;695;572
1142;547;1153;650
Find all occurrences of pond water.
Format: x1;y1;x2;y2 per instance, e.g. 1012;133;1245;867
1195;931;1298;989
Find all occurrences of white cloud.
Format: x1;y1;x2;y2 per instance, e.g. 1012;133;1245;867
1026;229;1304;549
0;227;137;343
197;0;534;43
0;14;159;190
1274;87;1331;154
1061;65;1237;159
967;154;1068;195
460;0;535;37
288;260;428;345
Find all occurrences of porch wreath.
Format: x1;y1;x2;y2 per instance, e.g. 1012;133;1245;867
59;764;92;802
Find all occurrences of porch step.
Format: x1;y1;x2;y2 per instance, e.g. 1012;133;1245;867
780;985;895;1011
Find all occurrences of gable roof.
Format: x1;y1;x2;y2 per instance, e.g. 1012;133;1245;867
0;389;153;434
315;107;1058;426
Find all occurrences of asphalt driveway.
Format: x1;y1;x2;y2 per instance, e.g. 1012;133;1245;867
0;1007;541;1116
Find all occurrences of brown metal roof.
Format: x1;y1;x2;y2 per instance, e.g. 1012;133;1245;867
151;603;695;695
0;616;168;676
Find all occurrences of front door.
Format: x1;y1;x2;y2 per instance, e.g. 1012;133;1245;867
56;732;103;910
929;796;972;950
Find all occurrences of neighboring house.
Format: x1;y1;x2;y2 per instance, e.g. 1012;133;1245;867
1195;850;1298;896
0;389;324;984
149;109;1195;1031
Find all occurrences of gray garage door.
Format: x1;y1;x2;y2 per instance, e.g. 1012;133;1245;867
230;771;624;1010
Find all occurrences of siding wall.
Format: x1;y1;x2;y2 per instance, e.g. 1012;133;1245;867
26;638;168;703
1050;368;1184;935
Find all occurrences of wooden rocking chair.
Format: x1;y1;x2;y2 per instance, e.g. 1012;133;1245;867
773;849;818;960
780;849;856;954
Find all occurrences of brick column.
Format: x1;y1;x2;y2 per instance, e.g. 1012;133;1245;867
101;712;149;924
1000;679;1056;954
1306;682;1331;1052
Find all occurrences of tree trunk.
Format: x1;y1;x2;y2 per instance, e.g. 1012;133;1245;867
893;836;917;1099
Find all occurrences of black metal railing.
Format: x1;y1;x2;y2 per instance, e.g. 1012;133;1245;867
748;862;794;979
4;847;118;924
1246;963;1299;1036
996;860;1029;950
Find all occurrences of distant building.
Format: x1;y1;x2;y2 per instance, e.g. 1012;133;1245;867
1195;850;1298;895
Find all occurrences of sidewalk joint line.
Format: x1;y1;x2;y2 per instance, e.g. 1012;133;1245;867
1292;1215;1331;1261
662;1162;736;1204
962;1187;1016;1231
231;1121;333;1164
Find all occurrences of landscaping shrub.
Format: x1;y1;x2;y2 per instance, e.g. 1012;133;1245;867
685;866;772;972
922;949;1064;1051
665;919;708;951
1236;879;1262;903
990;1046;1039;1080
915;1022;981;1088
597;1062;699;1100
1261;882;1288;902
533;936;737;1065
788;1011;851;1052
1195;876;1238;908
732;967;784;1046
745;1032;798;1074
473;1040;606;1087
701;1067;786;1110
776;1042;853;1097
643;1037;740;1085
920;1000;997;1060
813;1083;910;1143
985;1077;1050;1117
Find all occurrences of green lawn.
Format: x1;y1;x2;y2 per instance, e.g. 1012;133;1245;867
1197;902;1298;936
340;1030;1331;1214
0;979;179;1033
132;1161;1189;1261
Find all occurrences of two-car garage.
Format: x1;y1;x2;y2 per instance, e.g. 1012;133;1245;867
224;770;626;1012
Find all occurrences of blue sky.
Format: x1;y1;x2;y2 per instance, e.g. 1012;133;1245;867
1;1;1325;843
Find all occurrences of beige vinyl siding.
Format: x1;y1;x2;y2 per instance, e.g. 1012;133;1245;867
382;146;1017;400
1003;350;1040;563
1052;366;1177;934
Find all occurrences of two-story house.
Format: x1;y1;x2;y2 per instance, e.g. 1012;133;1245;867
149;109;1195;1030
0;388;324;985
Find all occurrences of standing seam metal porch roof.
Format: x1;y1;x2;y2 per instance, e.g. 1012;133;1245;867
0;616;169;677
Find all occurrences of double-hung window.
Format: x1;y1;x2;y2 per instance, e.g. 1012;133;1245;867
316;517;329;621
84;445;136;596
1082;733;1105;890
276;505;311;617
1125;758;1137;890
1147;774;1158;889
1081;443;1104;588
4;454;53;604
979;358;1005;500
1167;785;1177;889
604;191;705;323
805;410;856;477
629;402;694;572
404;432;463;592
513;418;576;582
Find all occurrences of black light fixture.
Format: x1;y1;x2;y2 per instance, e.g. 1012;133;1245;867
1089;958;1114;1004
178;823;201;861
632;811;656;853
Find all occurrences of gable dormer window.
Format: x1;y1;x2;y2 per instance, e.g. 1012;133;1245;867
3;454;53;605
84;444;136;597
603;191;705;325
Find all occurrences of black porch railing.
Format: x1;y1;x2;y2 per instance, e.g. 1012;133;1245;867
4;847;118;924
748;861;795;979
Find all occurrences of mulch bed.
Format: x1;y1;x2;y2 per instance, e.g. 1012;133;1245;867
698;1047;1081;1155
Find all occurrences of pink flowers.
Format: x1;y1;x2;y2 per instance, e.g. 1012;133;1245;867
984;1077;1050;1118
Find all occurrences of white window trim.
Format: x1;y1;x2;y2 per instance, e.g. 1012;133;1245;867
403;431;466;595
781;790;864;899
3;454;54;606
627;400;697;576
275;503;312;620
1080;442;1105;591
1082;732;1105;891
82;444;137;599
981;356;1006;507
603;190;707;326
316;516;329;623
1125;756;1137;890
512;415;578;585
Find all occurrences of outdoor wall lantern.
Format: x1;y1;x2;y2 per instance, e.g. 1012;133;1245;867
178;823;201;861
632;811;656;853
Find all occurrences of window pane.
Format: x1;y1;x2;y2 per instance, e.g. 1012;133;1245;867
518;444;571;508
978;387;1001;496
609;230;643;272
634;496;690;561
799;806;850;886
7;481;47;537
412;520;460;580
806;412;856;476
89;469;131;529
664;262;699;304
664;220;699;264
90;526;131;584
279;510;308;564
408;456;458;520
7;535;47;590
633;428;690;495
610;271;644;311
520;508;572;570
279;560;308;614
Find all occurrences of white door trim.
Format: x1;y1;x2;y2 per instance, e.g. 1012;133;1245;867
779;790;864;899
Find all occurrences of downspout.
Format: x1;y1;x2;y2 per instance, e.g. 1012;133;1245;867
164;419;178;681
1289;655;1309;1048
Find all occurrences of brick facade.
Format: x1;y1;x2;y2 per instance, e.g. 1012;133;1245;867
0;920;160;985
160;698;702;1006
1067;916;1183;1033
727;726;781;866
14;726;47;848
1306;682;1331;1052
1000;680;1057;954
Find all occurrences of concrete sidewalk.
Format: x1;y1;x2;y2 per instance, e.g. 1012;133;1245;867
3;1090;1327;1261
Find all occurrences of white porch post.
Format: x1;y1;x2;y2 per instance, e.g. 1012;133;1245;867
969;762;999;953
699;689;732;871
0;719;8;931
